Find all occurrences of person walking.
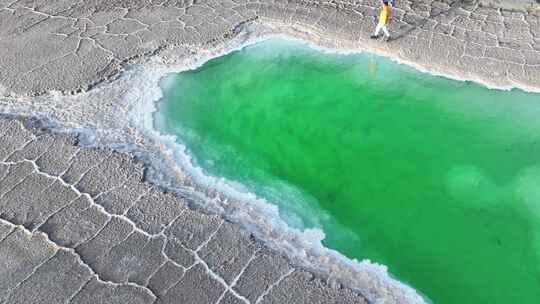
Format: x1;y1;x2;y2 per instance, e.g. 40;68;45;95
371;0;391;41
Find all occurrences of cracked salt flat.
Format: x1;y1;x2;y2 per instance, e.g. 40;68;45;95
0;158;244;303
0;219;157;304
1;1;539;96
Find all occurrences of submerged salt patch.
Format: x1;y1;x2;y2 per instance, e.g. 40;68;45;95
515;166;540;219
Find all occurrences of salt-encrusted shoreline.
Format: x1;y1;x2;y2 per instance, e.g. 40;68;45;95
1;1;539;304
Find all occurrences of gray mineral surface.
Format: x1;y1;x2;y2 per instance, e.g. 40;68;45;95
1;0;539;96
0;1;539;304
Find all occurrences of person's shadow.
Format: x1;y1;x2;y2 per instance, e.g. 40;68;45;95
388;0;474;42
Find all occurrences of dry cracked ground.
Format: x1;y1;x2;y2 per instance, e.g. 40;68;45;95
0;0;539;96
1;1;539;304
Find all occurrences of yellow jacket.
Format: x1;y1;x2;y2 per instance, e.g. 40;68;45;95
378;5;389;26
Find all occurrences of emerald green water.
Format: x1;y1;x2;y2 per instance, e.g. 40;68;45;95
156;40;540;303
